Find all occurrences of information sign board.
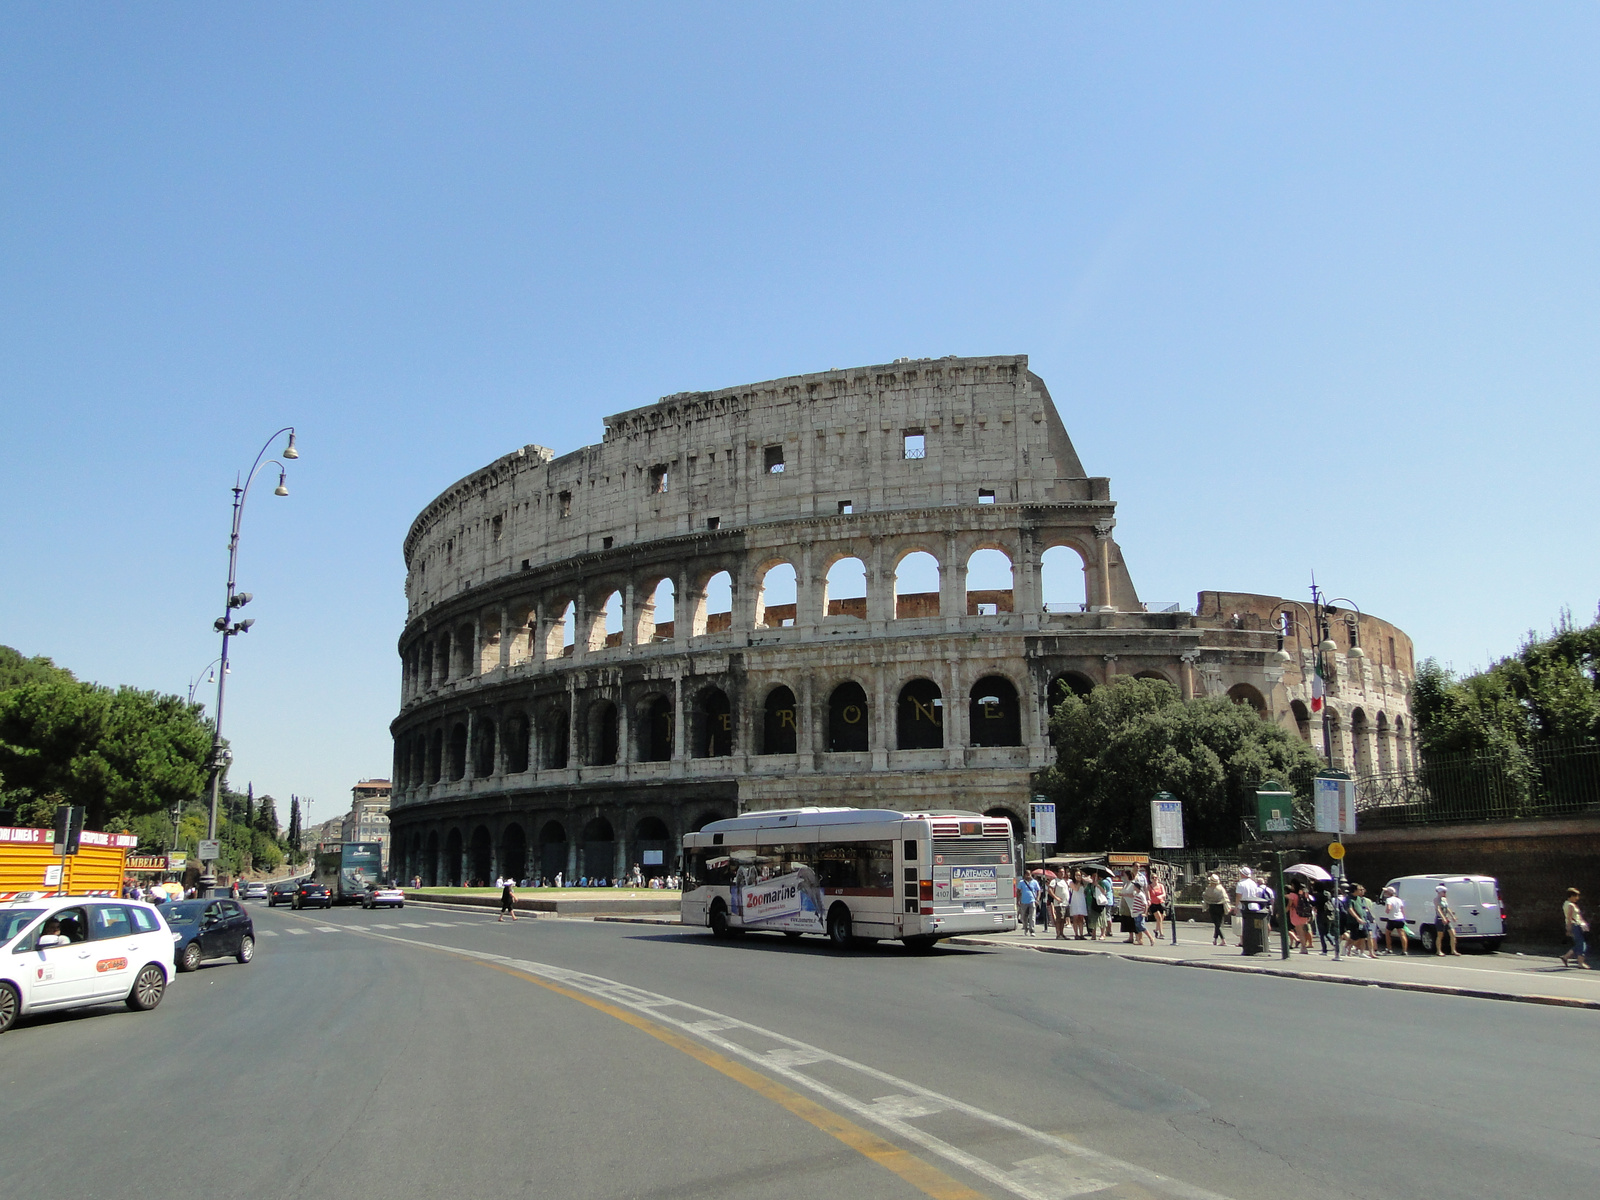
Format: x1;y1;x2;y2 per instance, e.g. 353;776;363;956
1313;774;1357;835
1150;793;1184;848
198;839;221;862
1029;801;1057;844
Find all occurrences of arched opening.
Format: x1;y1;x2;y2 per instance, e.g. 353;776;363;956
468;825;493;886
507;603;535;666
443;828;463;887
827;681;869;752
543;600;575;659
427;729;444;783
435;632;452;682
1376;712;1393;774
696;571;733;636
641;577;676;642
694;687;733;757
894;551;941;619
756;562;797;628
410;737;425;788
1048;673;1096;706
472;718;497;777
1227;683;1268;719
453;623;475;678
541;709;569;769
447;723;468;781
897;679;944;750
588;589;622;651
423;830;440;886
692;810;729;832
504;713;530;774
969;676;1022;747
586;698;619;765
1351;708;1371;775
500;824;527;883
1039;544;1088;612
634;816;671;879
1394;716;1411;773
1134;670;1172;684
581;817;616;882
478;609;502;674
965;548;1014;615
824;557;867;620
1290;700;1312;744
638;694;674;761
761;685;798;754
538;821;568;881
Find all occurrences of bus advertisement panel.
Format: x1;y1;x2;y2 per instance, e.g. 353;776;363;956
340;843;383;898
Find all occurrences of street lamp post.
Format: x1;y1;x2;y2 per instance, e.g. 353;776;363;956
200;427;299;893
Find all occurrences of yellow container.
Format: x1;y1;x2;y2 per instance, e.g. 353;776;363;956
0;826;137;898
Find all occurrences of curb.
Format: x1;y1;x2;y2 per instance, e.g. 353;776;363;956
944;936;1600;1010
594;915;683;926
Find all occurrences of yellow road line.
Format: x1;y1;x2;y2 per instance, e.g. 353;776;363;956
478;958;987;1200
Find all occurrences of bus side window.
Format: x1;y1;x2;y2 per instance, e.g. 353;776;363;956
904;840;918;861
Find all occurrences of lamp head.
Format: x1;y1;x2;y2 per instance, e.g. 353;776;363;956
274;471;289;497
1348;645;1365;660
1319;638;1338;655
283;431;299;459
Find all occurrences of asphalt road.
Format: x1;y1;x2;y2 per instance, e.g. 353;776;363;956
2;901;1594;1200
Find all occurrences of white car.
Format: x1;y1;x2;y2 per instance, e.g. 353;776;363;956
361;884;405;909
0;894;174;1034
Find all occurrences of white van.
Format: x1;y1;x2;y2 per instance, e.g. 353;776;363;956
1383;874;1505;952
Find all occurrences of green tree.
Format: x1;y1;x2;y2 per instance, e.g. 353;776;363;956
1036;676;1323;849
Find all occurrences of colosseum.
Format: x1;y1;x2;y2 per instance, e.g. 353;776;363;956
388;355;1417;885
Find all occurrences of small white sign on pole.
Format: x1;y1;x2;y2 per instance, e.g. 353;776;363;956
1151;796;1184;849
1313;777;1358;835
198;839;221;862
44;864;63;886
1029;801;1057;844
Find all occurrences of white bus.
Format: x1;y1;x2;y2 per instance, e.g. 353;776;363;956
681;807;1019;949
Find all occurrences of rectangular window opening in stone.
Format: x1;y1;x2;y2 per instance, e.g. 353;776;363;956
446;539;453;564
1388;636;1396;668
558;491;572;518
764;445;785;473
978;488;995;504
520;559;530;570
602;536;614;550
649;464;669;493
903;431;925;459
837;500;853;515
706;516;720;530
977;602;998;616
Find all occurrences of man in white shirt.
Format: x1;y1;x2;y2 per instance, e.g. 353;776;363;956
1234;868;1261;947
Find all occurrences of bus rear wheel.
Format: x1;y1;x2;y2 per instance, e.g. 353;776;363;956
709;901;731;939
827;904;853;949
903;934;939;953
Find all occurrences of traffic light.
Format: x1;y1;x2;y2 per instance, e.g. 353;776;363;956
53;804;84;855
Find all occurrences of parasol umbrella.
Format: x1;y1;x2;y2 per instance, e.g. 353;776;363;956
1283;863;1333;881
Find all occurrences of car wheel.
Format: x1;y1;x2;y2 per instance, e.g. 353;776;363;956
709;900;730;939
0;980;19;1034
827;904;853;949
237;935;255;964
267;896;275;907
179;941;203;973
1420;926;1436;954
126;965;166;1011
397;902;404;908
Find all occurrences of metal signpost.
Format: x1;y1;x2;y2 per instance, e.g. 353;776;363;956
1255;781;1296;959
1029;797;1057;857
1150;792;1183;944
1313;772;1356;961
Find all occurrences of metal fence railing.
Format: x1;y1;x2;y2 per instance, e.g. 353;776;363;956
1349;739;1600;829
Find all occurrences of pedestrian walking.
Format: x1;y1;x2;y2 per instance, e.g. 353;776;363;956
1431;885;1461;956
1288;883;1314;953
1381;886;1410;954
1147;874;1168;941
1233;868;1260;947
498;880;517;921
1561;888;1590;968
1203;873;1229;945
1068;870;1089;938
1313;884;1336;954
1017;873;1039;935
1049;873;1070;940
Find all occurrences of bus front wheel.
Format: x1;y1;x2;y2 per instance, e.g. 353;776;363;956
709;901;731;939
827;904;853;949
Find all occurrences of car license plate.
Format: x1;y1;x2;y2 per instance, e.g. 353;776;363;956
1458;923;1476;934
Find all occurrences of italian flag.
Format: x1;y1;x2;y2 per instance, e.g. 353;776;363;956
1310;656;1325;713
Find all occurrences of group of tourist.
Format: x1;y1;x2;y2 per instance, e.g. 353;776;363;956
1015;866;1169;944
476;872;681;890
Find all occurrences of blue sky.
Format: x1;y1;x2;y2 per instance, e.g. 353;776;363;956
3;4;1597;819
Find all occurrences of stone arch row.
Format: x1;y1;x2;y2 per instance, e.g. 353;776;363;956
391;808;733;886
401;527;1109;699
1288;700;1415;776
394;672;1033;789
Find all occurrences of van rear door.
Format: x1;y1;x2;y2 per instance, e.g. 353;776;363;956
1455;879;1502;936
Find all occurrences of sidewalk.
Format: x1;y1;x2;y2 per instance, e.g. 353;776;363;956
949;921;1600;1010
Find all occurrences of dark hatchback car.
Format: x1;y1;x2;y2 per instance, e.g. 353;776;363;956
266;880;299;907
292;881;332;910
166;899;255;972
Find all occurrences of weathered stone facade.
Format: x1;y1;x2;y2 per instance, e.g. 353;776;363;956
387;355;1417;885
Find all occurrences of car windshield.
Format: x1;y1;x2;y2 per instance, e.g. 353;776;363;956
0;908;45;946
164;902;207;925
